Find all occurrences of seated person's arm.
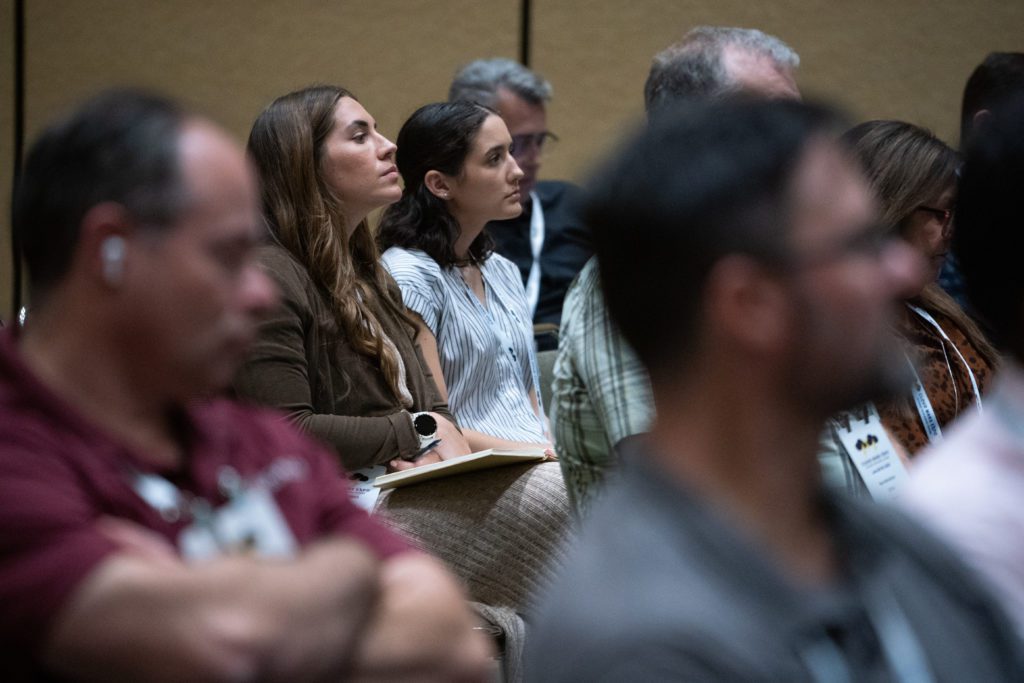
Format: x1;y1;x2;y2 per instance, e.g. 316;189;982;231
4;434;487;682
346;552;495;682
411;313;553;454
44;533;381;682
583;315;654;449
235;276;459;470
527;386;555;449
564;282;654;466
614;433;647;457
553;275;654;513
43;450;489;683
46;530;492;682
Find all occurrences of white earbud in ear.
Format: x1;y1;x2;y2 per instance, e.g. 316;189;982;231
100;236;126;285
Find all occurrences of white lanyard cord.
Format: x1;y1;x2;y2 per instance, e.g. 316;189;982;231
524;191;544;319
906;304;983;412
906;355;944;444
903;304;984;445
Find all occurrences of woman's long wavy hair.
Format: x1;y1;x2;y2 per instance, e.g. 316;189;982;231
376;101;495;267
247;85;414;402
844;120;999;401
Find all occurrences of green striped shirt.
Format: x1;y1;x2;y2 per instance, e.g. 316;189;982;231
551;259;654;515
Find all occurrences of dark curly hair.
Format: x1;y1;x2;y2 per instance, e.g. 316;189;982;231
377;101;496;267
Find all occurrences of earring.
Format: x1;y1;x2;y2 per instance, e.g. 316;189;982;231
101;236;126;285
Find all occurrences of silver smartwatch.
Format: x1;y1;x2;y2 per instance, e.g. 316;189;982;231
410;412;438;447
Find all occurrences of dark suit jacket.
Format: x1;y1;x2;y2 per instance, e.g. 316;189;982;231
487;180;592;332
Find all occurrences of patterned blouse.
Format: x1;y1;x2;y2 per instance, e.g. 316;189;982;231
879;303;995;455
381;247;548;443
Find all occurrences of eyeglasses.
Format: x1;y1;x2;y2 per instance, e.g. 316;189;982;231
914;205;955;235
510;131;559;157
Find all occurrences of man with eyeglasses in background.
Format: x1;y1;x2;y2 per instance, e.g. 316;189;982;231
449;58;593;348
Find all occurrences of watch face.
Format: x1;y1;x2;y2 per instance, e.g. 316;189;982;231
413;413;437;436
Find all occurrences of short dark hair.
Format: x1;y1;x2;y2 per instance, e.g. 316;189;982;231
13;89;188;301
377;101;495;267
955;95;1024;355
584;99;839;374
960;52;1024;147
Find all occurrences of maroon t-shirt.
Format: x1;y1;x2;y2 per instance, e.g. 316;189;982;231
0;331;408;677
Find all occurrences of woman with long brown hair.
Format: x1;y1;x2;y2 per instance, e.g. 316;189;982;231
846;120;999;455
235;85;471;471
821;121;1001;498
823;121;999;497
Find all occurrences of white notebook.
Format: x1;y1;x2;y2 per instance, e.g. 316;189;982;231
373;448;547;490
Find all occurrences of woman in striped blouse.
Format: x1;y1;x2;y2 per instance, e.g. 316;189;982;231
378;102;554;453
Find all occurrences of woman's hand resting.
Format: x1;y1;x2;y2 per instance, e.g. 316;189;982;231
387;414;472;471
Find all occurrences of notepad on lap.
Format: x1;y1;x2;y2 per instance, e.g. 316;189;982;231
373;449;547;490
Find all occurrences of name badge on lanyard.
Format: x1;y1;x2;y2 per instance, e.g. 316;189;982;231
348;465;387;512
132;466;298;562
833;403;909;500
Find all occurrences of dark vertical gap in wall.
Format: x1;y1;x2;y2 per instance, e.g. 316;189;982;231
519;0;531;66
11;0;25;321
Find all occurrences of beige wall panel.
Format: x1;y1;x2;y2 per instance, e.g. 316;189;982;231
24;0;518;160
533;0;1024;182
16;0;1023;299
1;0;14;319
14;0;516;307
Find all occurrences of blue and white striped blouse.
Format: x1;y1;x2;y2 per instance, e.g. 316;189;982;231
381;246;547;443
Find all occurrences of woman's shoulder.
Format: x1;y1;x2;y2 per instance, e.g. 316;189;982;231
485;251;516;273
256;242;299;269
911;301;979;349
255;243;315;298
382;247;446;281
380;269;404;301
485;252;525;285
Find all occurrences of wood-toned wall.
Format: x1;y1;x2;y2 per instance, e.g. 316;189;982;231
3;1;1023;317
533;0;1024;181
1;0;521;317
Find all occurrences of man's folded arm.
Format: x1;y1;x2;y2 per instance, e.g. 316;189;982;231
42;535;381;683
346;551;495;682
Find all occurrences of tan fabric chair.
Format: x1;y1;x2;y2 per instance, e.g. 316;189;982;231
375;461;572;682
